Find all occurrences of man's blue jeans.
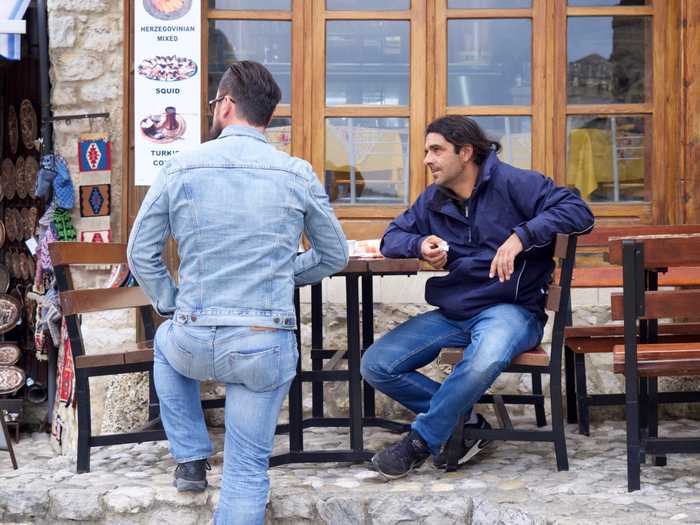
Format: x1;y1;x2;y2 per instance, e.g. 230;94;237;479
361;304;544;454
154;320;298;525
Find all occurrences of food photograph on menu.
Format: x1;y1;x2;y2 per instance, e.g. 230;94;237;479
143;0;192;20
140;106;187;144
137;55;198;82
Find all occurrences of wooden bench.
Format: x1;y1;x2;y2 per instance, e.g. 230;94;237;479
608;233;700;491
563;225;700;435
49;242;224;473
438;233;577;472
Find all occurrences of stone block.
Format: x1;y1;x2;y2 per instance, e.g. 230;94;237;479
81;17;123;51
51;84;78;106
103;486;155;514
54;53;104;81
367;493;473;525
48;16;75;48
80;80;120;103
48;0;110;12
316;496;366;524
48;487;103;521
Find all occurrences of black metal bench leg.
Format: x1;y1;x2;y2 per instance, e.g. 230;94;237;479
574;352;590;436
647;377;666;467
531;372;547;427
565;346;577;424
75;374;92;474
445;413;466;472
550;365;569;471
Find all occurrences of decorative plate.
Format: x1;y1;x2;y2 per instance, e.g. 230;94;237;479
0;293;21;335
143;0;192;21
0;365;25;395
1;158;15;200
0;343;20;366
10;251;20;279
15;156;26;199
7;105;18;155
4;209;16;242
18;253;29;281
27;255;35;283
21;207;32;239
0;221;4;248
24;155;38;198
19;100;37;151
0;264;8;293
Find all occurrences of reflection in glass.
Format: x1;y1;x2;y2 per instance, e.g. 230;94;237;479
566;115;649;202
266;118;292;153
447;19;531;106
325;118;409;205
326;21;410;106
567;17;651;104
327;0;410;8
470;116;531;170
568;0;648;5
208;21;292;104
208;0;291;8
448;0;531;7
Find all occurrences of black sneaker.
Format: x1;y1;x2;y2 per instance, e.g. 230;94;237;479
371;430;431;480
173;459;211;492
433;414;492;469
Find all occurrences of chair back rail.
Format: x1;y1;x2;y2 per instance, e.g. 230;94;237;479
611;289;700;321
49;242;128;266
59;287;151;316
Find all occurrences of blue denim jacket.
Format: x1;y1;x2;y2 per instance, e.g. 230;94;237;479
127;125;348;329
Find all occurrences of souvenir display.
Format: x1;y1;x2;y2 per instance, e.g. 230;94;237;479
4;208;17;242
78;133;111;172
0;221;4;248
0;344;20;366
18;253;30;281
15;156;26;199
2;158;15;200
7;105;18;155
19;99;37;151
0;264;8;293
143;0;192;20
24;155;38;198
0;293;21;335
0;365;25;395
79;184;111;217
137;55;197;82
21;208;33;240
10;251;20;279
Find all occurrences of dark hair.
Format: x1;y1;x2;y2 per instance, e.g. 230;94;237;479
218;60;282;127
425;115;501;165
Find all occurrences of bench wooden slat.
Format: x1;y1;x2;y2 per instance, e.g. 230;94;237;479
579;225;700;249
49;242;128;266
609;234;700;267
566;323;700;339
439;346;549;368
611;289;700;321
613;342;700;376
124;349;154;364
60;287;151;316
570;333;700;354
75;353;125;368
556;266;700;288
75;342;155;369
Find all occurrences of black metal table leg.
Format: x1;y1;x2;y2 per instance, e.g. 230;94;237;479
346;274;364;454
288;289;304;453
564;346;578;423
361;274;376;418
311;283;324;418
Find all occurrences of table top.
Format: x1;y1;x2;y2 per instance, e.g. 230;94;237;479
335;257;420;276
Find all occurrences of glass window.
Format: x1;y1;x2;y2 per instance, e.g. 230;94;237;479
265;118;292;154
448;0;531;7
471;116;532;170
568;1;648;6
447;19;531;106
325;118;409;205
208;0;291;8
326;21;410;106
566;115;650;202
327;0;410;9
567;17;651;104
208;20;292;104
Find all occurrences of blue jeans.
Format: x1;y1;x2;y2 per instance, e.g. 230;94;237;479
361;304;544;454
154;320;298;525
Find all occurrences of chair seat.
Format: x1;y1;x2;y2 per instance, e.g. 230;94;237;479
613;342;700;377
74;340;154;369
439;346;549;368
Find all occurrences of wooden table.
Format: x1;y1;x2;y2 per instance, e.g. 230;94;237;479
271;257;420;466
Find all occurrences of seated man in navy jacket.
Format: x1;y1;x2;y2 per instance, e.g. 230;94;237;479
361;115;594;479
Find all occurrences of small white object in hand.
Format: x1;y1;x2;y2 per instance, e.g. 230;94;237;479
438;241;449;252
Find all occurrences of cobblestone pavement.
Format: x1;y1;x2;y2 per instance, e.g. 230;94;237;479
2;418;700;524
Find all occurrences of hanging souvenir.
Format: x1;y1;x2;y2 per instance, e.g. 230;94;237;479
24;156;38;199
0;343;21;366
0;221;4;248
7;106;18;155
15;156;26;199
1;159;15;200
0;366;24;396
19;100;37;151
58;324;74;406
79;184;111;217
0;264;8;293
78;133;111;172
0;293;21;334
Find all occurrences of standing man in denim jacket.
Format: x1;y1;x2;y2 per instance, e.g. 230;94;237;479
127;61;348;524
361;115;593;479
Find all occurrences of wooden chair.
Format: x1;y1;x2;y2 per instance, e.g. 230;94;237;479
609;233;700;491
438;233;577;472
562;224;700;435
49;242;165;473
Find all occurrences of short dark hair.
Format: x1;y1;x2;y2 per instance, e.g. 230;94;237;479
426;115;501;165
218;60;282;127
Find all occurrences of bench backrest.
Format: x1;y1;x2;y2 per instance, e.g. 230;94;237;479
48;242;156;360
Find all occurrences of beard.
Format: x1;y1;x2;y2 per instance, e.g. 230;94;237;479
209;117;223;140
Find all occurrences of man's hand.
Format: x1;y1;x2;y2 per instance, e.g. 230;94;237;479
489;233;524;282
420;235;448;270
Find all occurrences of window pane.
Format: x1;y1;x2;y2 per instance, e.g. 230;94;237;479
325;118;409;205
569;0;648;6
567;17;651;104
208;21;291;104
447;19;531;106
266;118;292;154
566;115;650;202
208;0;291;8
327;0;410;9
471;116;531;170
326;21;409;106
448;0;531;7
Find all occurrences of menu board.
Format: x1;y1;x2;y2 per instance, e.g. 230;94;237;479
133;0;201;186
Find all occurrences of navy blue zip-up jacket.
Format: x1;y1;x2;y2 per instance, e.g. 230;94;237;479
381;151;594;323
